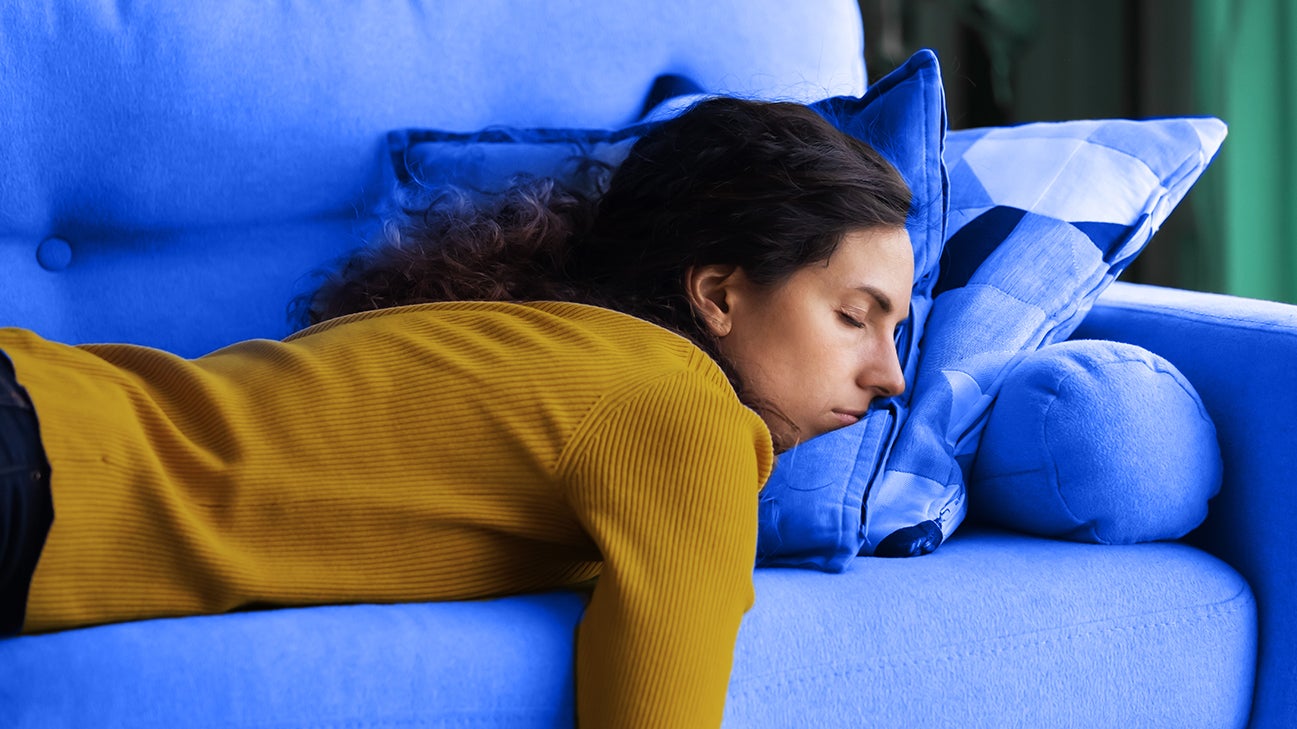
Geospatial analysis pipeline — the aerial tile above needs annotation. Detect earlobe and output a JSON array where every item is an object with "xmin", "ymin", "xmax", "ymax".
[{"xmin": 685, "ymin": 264, "xmax": 739, "ymax": 337}]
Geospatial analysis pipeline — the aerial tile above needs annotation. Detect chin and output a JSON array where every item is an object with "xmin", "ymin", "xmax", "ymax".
[
  {"xmin": 751, "ymin": 408, "xmax": 822, "ymax": 454},
  {"xmin": 769, "ymin": 423, "xmax": 831, "ymax": 455},
  {"xmin": 768, "ymin": 428, "xmax": 802, "ymax": 455}
]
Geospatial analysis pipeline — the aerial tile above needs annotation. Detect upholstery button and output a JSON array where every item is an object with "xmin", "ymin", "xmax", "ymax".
[{"xmin": 37, "ymin": 237, "xmax": 73, "ymax": 271}]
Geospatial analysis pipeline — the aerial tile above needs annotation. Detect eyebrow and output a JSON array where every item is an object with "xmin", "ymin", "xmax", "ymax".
[{"xmin": 855, "ymin": 285, "xmax": 895, "ymax": 314}]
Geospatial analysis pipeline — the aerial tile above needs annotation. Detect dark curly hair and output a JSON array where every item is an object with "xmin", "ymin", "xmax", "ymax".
[{"xmin": 296, "ymin": 97, "xmax": 911, "ymax": 435}]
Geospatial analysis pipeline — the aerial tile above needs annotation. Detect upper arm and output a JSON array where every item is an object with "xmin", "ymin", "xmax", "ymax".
[{"xmin": 559, "ymin": 370, "xmax": 771, "ymax": 728}]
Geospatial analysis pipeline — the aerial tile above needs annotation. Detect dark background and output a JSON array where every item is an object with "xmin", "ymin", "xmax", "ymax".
[{"xmin": 857, "ymin": 0, "xmax": 1207, "ymax": 293}]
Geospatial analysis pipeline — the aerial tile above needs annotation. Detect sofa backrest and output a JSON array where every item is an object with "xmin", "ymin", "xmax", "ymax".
[{"xmin": 0, "ymin": 0, "xmax": 866, "ymax": 356}]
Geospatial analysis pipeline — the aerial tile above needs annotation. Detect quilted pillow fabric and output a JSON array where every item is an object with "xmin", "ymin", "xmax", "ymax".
[{"xmin": 858, "ymin": 116, "xmax": 1227, "ymax": 559}]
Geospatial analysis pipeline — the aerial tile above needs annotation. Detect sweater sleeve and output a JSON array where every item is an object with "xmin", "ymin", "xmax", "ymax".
[{"xmin": 559, "ymin": 368, "xmax": 773, "ymax": 729}]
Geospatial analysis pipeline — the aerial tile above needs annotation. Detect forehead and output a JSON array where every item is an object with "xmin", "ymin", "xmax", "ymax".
[{"xmin": 822, "ymin": 227, "xmax": 914, "ymax": 293}]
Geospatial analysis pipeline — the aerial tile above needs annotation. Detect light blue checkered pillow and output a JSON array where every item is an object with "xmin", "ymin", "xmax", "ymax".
[
  {"xmin": 761, "ymin": 115, "xmax": 1227, "ymax": 566},
  {"xmin": 868, "ymin": 117, "xmax": 1227, "ymax": 557}
]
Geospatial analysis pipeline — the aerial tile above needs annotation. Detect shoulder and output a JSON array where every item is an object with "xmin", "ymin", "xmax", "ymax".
[
  {"xmin": 281, "ymin": 300, "xmax": 766, "ymax": 451},
  {"xmin": 517, "ymin": 304, "xmax": 766, "ymax": 439},
  {"xmin": 558, "ymin": 358, "xmax": 774, "ymax": 496},
  {"xmin": 288, "ymin": 300, "xmax": 686, "ymax": 348},
  {"xmin": 286, "ymin": 300, "xmax": 720, "ymax": 386}
]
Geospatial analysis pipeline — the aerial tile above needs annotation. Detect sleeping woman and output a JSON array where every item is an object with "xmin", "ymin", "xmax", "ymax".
[{"xmin": 0, "ymin": 97, "xmax": 913, "ymax": 728}]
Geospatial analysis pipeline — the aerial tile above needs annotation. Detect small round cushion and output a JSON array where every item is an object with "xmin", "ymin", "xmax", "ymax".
[{"xmin": 971, "ymin": 339, "xmax": 1222, "ymax": 544}]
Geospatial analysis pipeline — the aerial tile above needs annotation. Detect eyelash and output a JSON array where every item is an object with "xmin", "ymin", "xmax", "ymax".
[{"xmin": 838, "ymin": 310, "xmax": 866, "ymax": 329}]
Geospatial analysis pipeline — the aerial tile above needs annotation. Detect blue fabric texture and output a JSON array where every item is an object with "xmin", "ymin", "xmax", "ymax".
[
  {"xmin": 0, "ymin": 530, "xmax": 1255, "ymax": 728},
  {"xmin": 971, "ymin": 339, "xmax": 1222, "ymax": 544},
  {"xmin": 732, "ymin": 530, "xmax": 1254, "ymax": 728}
]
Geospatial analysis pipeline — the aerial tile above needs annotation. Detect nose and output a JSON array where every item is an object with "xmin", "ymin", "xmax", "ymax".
[{"xmin": 860, "ymin": 339, "xmax": 906, "ymax": 400}]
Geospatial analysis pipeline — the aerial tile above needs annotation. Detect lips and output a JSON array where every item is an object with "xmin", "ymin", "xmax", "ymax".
[{"xmin": 831, "ymin": 410, "xmax": 864, "ymax": 427}]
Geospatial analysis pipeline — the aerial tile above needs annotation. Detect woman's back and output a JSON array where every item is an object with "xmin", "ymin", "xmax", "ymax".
[{"xmin": 4, "ymin": 301, "xmax": 771, "ymax": 635}]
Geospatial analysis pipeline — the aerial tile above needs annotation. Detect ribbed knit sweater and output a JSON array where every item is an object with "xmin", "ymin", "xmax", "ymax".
[{"xmin": 1, "ymin": 300, "xmax": 774, "ymax": 728}]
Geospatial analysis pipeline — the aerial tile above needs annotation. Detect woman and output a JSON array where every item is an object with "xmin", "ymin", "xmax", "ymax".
[{"xmin": 0, "ymin": 98, "xmax": 912, "ymax": 727}]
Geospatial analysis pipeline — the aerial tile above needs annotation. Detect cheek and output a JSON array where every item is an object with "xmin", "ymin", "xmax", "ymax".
[
  {"xmin": 722, "ymin": 291, "xmax": 838, "ymax": 402},
  {"xmin": 720, "ymin": 318, "xmax": 798, "ymax": 396},
  {"xmin": 743, "ymin": 324, "xmax": 836, "ymax": 406}
]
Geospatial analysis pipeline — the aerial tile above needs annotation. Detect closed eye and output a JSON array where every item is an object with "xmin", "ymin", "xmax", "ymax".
[{"xmin": 838, "ymin": 310, "xmax": 866, "ymax": 329}]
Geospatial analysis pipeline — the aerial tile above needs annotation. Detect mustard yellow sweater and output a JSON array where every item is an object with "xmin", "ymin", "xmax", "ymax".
[{"xmin": 1, "ymin": 300, "xmax": 773, "ymax": 728}]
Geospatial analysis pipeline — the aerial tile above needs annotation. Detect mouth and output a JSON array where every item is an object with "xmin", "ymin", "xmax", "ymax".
[{"xmin": 831, "ymin": 410, "xmax": 865, "ymax": 427}]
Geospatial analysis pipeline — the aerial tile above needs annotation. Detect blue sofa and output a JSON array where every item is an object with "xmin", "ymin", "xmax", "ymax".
[{"xmin": 0, "ymin": 2, "xmax": 1289, "ymax": 727}]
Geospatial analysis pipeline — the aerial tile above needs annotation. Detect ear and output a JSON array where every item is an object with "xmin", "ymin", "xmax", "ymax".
[{"xmin": 684, "ymin": 264, "xmax": 740, "ymax": 337}]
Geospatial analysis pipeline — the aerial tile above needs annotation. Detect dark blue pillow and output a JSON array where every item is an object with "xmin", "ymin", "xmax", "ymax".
[
  {"xmin": 754, "ymin": 51, "xmax": 947, "ymax": 570},
  {"xmin": 385, "ymin": 51, "xmax": 951, "ymax": 572}
]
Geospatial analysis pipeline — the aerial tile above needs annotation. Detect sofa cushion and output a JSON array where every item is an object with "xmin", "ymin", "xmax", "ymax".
[
  {"xmin": 0, "ymin": 0, "xmax": 865, "ymax": 356},
  {"xmin": 730, "ymin": 530, "xmax": 1255, "ymax": 728},
  {"xmin": 0, "ymin": 530, "xmax": 1255, "ymax": 728}
]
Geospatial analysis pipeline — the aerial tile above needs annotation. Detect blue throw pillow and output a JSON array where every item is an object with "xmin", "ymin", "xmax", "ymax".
[
  {"xmin": 753, "ymin": 50, "xmax": 947, "ymax": 570},
  {"xmin": 971, "ymin": 340, "xmax": 1222, "ymax": 544},
  {"xmin": 384, "ymin": 51, "xmax": 950, "ymax": 572},
  {"xmin": 849, "ymin": 116, "xmax": 1228, "ymax": 560}
]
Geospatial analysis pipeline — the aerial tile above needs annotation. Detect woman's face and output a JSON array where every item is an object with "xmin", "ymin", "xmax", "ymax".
[{"xmin": 700, "ymin": 226, "xmax": 914, "ymax": 450}]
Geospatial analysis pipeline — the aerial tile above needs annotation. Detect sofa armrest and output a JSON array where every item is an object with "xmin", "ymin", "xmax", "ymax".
[{"xmin": 1072, "ymin": 281, "xmax": 1296, "ymax": 729}]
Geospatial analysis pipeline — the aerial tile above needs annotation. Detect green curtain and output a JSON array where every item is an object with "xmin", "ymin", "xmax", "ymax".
[{"xmin": 1195, "ymin": 0, "xmax": 1297, "ymax": 303}]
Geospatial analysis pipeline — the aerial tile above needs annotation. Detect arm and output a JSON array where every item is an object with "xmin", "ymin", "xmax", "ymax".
[
  {"xmin": 1073, "ymin": 281, "xmax": 1297, "ymax": 729},
  {"xmin": 559, "ymin": 370, "xmax": 773, "ymax": 728}
]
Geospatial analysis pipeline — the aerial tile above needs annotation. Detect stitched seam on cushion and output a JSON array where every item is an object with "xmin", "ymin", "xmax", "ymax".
[
  {"xmin": 1043, "ymin": 358, "xmax": 1147, "ymax": 541},
  {"xmin": 979, "ymin": 130, "xmax": 1176, "ymax": 170},
  {"xmin": 920, "ymin": 64, "xmax": 941, "ymax": 260},
  {"xmin": 1040, "ymin": 379, "xmax": 1084, "ymax": 533},
  {"xmin": 1020, "ymin": 141, "xmax": 1085, "ymax": 212},
  {"xmin": 729, "ymin": 583, "xmax": 1252, "ymax": 696},
  {"xmin": 1042, "ymin": 355, "xmax": 1218, "ymax": 544},
  {"xmin": 1074, "ymin": 136, "xmax": 1175, "ymax": 167},
  {"xmin": 961, "ymin": 279, "xmax": 1052, "ymax": 311},
  {"xmin": 1154, "ymin": 360, "xmax": 1217, "ymax": 425}
]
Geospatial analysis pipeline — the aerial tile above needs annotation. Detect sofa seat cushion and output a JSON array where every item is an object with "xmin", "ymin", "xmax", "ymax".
[
  {"xmin": 730, "ymin": 529, "xmax": 1256, "ymax": 728},
  {"xmin": 0, "ymin": 530, "xmax": 1254, "ymax": 728}
]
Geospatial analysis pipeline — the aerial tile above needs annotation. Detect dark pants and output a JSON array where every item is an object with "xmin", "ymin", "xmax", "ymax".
[{"xmin": 0, "ymin": 351, "xmax": 53, "ymax": 636}]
